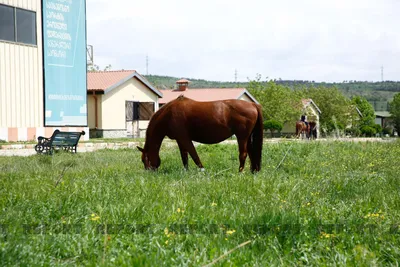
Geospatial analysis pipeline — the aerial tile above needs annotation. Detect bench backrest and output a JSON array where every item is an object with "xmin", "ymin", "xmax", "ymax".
[{"xmin": 50, "ymin": 130, "xmax": 85, "ymax": 146}]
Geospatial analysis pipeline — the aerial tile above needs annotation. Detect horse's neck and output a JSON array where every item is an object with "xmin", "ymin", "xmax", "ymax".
[{"xmin": 145, "ymin": 121, "xmax": 166, "ymax": 153}]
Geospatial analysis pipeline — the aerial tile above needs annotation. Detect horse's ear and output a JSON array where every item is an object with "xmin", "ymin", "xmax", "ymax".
[{"xmin": 137, "ymin": 146, "xmax": 144, "ymax": 152}]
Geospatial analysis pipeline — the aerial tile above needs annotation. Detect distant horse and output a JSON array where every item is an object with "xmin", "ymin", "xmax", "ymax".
[
  {"xmin": 309, "ymin": 121, "xmax": 317, "ymax": 139},
  {"xmin": 295, "ymin": 121, "xmax": 310, "ymax": 139},
  {"xmin": 137, "ymin": 96, "xmax": 263, "ymax": 173}
]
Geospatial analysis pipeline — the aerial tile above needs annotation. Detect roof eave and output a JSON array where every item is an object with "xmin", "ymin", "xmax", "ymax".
[
  {"xmin": 103, "ymin": 72, "xmax": 163, "ymax": 97},
  {"xmin": 237, "ymin": 89, "xmax": 259, "ymax": 104}
]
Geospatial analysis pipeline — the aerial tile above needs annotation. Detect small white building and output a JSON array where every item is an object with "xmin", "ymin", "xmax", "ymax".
[{"xmin": 87, "ymin": 70, "xmax": 163, "ymax": 138}]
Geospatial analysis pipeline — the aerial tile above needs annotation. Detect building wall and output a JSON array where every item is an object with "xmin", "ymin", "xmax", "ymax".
[
  {"xmin": 0, "ymin": 0, "xmax": 89, "ymax": 142},
  {"xmin": 91, "ymin": 77, "xmax": 159, "ymax": 138},
  {"xmin": 238, "ymin": 94, "xmax": 252, "ymax": 102},
  {"xmin": 87, "ymin": 94, "xmax": 97, "ymax": 129},
  {"xmin": 0, "ymin": 0, "xmax": 43, "ymax": 141}
]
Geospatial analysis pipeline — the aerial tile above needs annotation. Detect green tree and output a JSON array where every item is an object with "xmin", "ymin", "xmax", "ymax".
[
  {"xmin": 389, "ymin": 93, "xmax": 400, "ymax": 133},
  {"xmin": 87, "ymin": 64, "xmax": 112, "ymax": 72},
  {"xmin": 351, "ymin": 96, "xmax": 375, "ymax": 127},
  {"xmin": 263, "ymin": 119, "xmax": 283, "ymax": 138},
  {"xmin": 247, "ymin": 75, "xmax": 302, "ymax": 126}
]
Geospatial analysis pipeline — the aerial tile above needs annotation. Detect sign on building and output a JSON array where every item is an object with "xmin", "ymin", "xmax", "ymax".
[{"xmin": 42, "ymin": 0, "xmax": 87, "ymax": 126}]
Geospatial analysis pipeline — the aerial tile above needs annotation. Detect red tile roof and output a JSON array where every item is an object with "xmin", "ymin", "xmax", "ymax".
[
  {"xmin": 87, "ymin": 70, "xmax": 136, "ymax": 91},
  {"xmin": 87, "ymin": 70, "xmax": 162, "ymax": 97},
  {"xmin": 159, "ymin": 88, "xmax": 257, "ymax": 104}
]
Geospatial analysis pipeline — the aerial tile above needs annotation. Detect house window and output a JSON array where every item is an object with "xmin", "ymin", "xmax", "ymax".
[
  {"xmin": 126, "ymin": 101, "xmax": 140, "ymax": 121},
  {"xmin": 138, "ymin": 102, "xmax": 154, "ymax": 120},
  {"xmin": 0, "ymin": 4, "xmax": 37, "ymax": 45},
  {"xmin": 126, "ymin": 101, "xmax": 155, "ymax": 121}
]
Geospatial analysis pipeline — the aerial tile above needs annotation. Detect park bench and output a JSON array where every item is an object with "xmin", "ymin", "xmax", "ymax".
[{"xmin": 34, "ymin": 130, "xmax": 85, "ymax": 155}]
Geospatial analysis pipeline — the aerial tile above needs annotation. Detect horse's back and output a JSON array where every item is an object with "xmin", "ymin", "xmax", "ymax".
[{"xmin": 161, "ymin": 97, "xmax": 259, "ymax": 143}]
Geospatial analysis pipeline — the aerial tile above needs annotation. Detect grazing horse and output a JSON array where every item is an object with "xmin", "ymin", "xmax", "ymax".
[
  {"xmin": 137, "ymin": 96, "xmax": 263, "ymax": 173},
  {"xmin": 295, "ymin": 121, "xmax": 310, "ymax": 139},
  {"xmin": 309, "ymin": 121, "xmax": 317, "ymax": 139}
]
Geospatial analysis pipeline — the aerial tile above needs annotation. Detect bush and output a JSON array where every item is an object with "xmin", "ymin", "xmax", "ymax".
[
  {"xmin": 263, "ymin": 120, "xmax": 283, "ymax": 132},
  {"xmin": 382, "ymin": 127, "xmax": 392, "ymax": 135},
  {"xmin": 345, "ymin": 127, "xmax": 361, "ymax": 137},
  {"xmin": 360, "ymin": 125, "xmax": 376, "ymax": 137},
  {"xmin": 372, "ymin": 124, "xmax": 382, "ymax": 134},
  {"xmin": 263, "ymin": 120, "xmax": 283, "ymax": 138}
]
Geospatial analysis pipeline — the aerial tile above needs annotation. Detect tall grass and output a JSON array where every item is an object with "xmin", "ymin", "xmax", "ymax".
[{"xmin": 1, "ymin": 140, "xmax": 400, "ymax": 266}]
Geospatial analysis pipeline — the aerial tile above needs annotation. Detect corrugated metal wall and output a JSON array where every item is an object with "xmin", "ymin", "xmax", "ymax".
[{"xmin": 0, "ymin": 0, "xmax": 43, "ymax": 128}]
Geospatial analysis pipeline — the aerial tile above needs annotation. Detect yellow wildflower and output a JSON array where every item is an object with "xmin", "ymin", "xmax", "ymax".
[
  {"xmin": 177, "ymin": 208, "xmax": 185, "ymax": 213},
  {"xmin": 364, "ymin": 210, "xmax": 384, "ymax": 219},
  {"xmin": 165, "ymin": 240, "xmax": 168, "ymax": 245},
  {"xmin": 90, "ymin": 213, "xmax": 100, "ymax": 221},
  {"xmin": 320, "ymin": 231, "xmax": 335, "ymax": 239},
  {"xmin": 211, "ymin": 202, "xmax": 217, "ymax": 207},
  {"xmin": 226, "ymin": 229, "xmax": 236, "ymax": 235}
]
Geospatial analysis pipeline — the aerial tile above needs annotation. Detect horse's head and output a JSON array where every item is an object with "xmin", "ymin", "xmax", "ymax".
[{"xmin": 137, "ymin": 146, "xmax": 161, "ymax": 170}]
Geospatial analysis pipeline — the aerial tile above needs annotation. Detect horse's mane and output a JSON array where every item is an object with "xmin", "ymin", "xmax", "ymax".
[{"xmin": 144, "ymin": 96, "xmax": 184, "ymax": 149}]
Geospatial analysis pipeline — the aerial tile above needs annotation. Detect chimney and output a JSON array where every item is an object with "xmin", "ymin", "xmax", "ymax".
[{"xmin": 175, "ymin": 79, "xmax": 190, "ymax": 91}]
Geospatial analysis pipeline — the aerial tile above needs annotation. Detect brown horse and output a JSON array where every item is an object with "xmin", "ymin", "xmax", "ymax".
[
  {"xmin": 295, "ymin": 121, "xmax": 310, "ymax": 139},
  {"xmin": 137, "ymin": 96, "xmax": 263, "ymax": 173},
  {"xmin": 309, "ymin": 121, "xmax": 317, "ymax": 139}
]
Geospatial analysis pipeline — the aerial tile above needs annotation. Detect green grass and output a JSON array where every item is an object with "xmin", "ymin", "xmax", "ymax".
[{"xmin": 1, "ymin": 140, "xmax": 400, "ymax": 266}]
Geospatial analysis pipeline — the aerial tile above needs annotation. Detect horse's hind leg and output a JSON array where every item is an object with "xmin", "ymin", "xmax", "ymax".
[{"xmin": 237, "ymin": 139, "xmax": 248, "ymax": 172}]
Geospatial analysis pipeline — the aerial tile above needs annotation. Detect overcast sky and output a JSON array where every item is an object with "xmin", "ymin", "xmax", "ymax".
[{"xmin": 86, "ymin": 0, "xmax": 399, "ymax": 82}]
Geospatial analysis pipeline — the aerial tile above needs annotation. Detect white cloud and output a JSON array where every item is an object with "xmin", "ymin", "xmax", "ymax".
[{"xmin": 86, "ymin": 0, "xmax": 400, "ymax": 82}]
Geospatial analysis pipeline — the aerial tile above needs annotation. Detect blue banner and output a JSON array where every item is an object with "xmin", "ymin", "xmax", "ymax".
[{"xmin": 42, "ymin": 0, "xmax": 87, "ymax": 126}]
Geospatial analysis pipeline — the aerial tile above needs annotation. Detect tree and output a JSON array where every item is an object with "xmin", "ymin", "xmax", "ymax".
[
  {"xmin": 389, "ymin": 93, "xmax": 400, "ymax": 134},
  {"xmin": 351, "ymin": 96, "xmax": 375, "ymax": 127},
  {"xmin": 263, "ymin": 119, "xmax": 283, "ymax": 138},
  {"xmin": 247, "ymin": 75, "xmax": 302, "ymax": 126},
  {"xmin": 87, "ymin": 64, "xmax": 112, "ymax": 72}
]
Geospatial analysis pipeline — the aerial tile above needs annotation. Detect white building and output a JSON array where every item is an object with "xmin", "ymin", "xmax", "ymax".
[
  {"xmin": 87, "ymin": 70, "xmax": 162, "ymax": 138},
  {"xmin": 0, "ymin": 0, "xmax": 89, "ymax": 142}
]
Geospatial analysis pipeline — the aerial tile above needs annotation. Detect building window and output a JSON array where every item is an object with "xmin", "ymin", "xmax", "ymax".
[
  {"xmin": 0, "ymin": 4, "xmax": 37, "ymax": 45},
  {"xmin": 0, "ymin": 5, "xmax": 15, "ymax": 42},
  {"xmin": 126, "ymin": 101, "xmax": 155, "ymax": 121}
]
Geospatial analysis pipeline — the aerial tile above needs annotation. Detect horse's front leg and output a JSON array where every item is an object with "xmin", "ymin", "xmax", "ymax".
[
  {"xmin": 177, "ymin": 143, "xmax": 189, "ymax": 170},
  {"xmin": 178, "ymin": 139, "xmax": 205, "ymax": 171}
]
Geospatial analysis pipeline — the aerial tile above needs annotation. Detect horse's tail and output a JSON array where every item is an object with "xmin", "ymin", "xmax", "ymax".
[{"xmin": 249, "ymin": 104, "xmax": 263, "ymax": 173}]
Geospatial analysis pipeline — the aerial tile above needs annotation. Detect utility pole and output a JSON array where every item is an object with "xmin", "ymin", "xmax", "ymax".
[
  {"xmin": 146, "ymin": 54, "xmax": 149, "ymax": 75},
  {"xmin": 235, "ymin": 69, "xmax": 237, "ymax": 83},
  {"xmin": 381, "ymin": 66, "xmax": 384, "ymax": 82}
]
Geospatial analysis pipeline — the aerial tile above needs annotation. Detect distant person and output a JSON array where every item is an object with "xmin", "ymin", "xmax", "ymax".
[{"xmin": 301, "ymin": 115, "xmax": 309, "ymax": 127}]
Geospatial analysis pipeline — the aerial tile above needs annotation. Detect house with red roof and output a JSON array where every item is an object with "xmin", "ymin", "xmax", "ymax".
[
  {"xmin": 87, "ymin": 70, "xmax": 162, "ymax": 138},
  {"xmin": 159, "ymin": 79, "xmax": 259, "ymax": 106}
]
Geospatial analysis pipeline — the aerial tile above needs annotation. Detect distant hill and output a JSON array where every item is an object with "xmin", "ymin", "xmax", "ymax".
[{"xmin": 144, "ymin": 75, "xmax": 400, "ymax": 111}]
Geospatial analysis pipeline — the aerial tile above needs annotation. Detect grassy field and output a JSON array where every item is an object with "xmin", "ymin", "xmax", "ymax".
[{"xmin": 1, "ymin": 140, "xmax": 400, "ymax": 266}]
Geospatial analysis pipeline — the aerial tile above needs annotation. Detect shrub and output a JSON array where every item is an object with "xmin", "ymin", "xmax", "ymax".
[
  {"xmin": 263, "ymin": 120, "xmax": 283, "ymax": 137},
  {"xmin": 382, "ymin": 127, "xmax": 392, "ymax": 135},
  {"xmin": 345, "ymin": 127, "xmax": 361, "ymax": 137},
  {"xmin": 360, "ymin": 125, "xmax": 376, "ymax": 137},
  {"xmin": 372, "ymin": 124, "xmax": 382, "ymax": 134}
]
